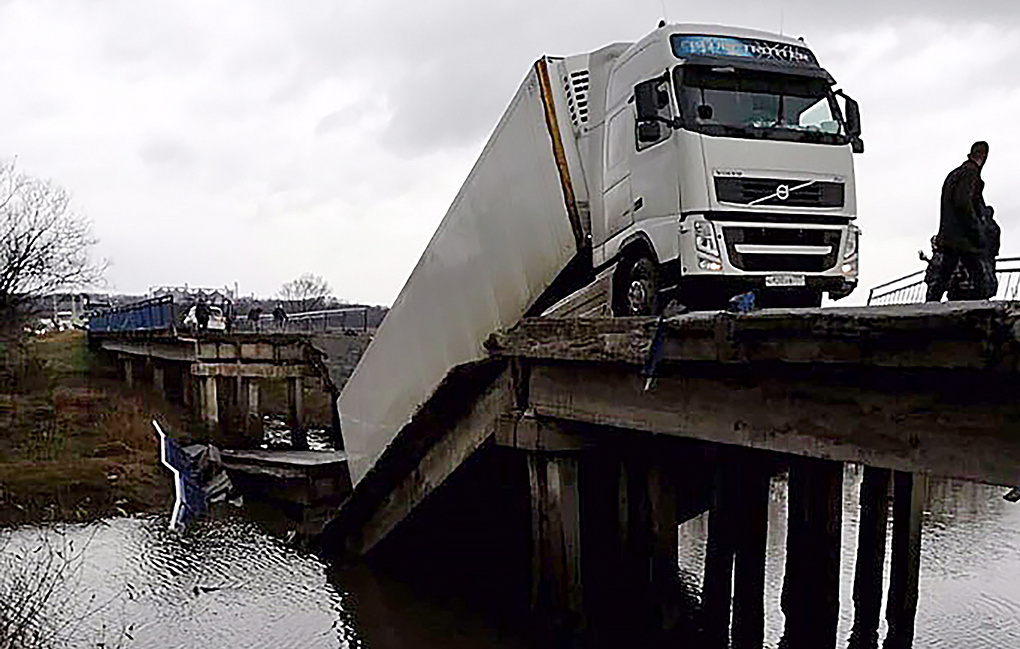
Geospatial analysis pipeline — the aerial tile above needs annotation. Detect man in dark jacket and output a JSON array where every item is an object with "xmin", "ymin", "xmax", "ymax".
[{"xmin": 926, "ymin": 141, "xmax": 990, "ymax": 302}]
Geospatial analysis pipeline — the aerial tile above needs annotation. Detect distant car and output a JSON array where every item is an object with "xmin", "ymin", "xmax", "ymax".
[{"xmin": 182, "ymin": 305, "xmax": 227, "ymax": 331}]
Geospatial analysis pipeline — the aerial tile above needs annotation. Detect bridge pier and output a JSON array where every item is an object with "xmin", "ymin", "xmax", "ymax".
[
  {"xmin": 514, "ymin": 423, "xmax": 693, "ymax": 646},
  {"xmin": 181, "ymin": 365, "xmax": 192, "ymax": 409},
  {"xmin": 152, "ymin": 364, "xmax": 165, "ymax": 396},
  {"xmin": 702, "ymin": 450, "xmax": 773, "ymax": 649},
  {"xmin": 288, "ymin": 377, "xmax": 307, "ymax": 450},
  {"xmin": 242, "ymin": 377, "xmax": 263, "ymax": 442},
  {"xmin": 884, "ymin": 472, "xmax": 927, "ymax": 649},
  {"xmin": 849, "ymin": 466, "xmax": 892, "ymax": 649},
  {"xmin": 199, "ymin": 376, "xmax": 218, "ymax": 431},
  {"xmin": 527, "ymin": 451, "xmax": 584, "ymax": 640},
  {"xmin": 122, "ymin": 355, "xmax": 134, "ymax": 388},
  {"xmin": 779, "ymin": 456, "xmax": 843, "ymax": 649}
]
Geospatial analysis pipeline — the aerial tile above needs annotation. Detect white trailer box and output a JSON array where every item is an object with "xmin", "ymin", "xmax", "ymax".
[{"xmin": 339, "ymin": 60, "xmax": 583, "ymax": 486}]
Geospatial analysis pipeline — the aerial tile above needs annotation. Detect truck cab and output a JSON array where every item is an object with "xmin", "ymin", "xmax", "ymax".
[{"xmin": 566, "ymin": 24, "xmax": 862, "ymax": 313}]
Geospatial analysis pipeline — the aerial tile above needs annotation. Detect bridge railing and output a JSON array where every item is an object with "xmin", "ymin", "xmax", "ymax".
[
  {"xmin": 234, "ymin": 307, "xmax": 371, "ymax": 334},
  {"xmin": 87, "ymin": 295, "xmax": 177, "ymax": 334},
  {"xmin": 88, "ymin": 298, "xmax": 371, "ymax": 335},
  {"xmin": 867, "ymin": 256, "xmax": 1020, "ymax": 306}
]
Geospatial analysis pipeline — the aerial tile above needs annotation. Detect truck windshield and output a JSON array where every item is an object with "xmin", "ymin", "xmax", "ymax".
[{"xmin": 676, "ymin": 66, "xmax": 845, "ymax": 145}]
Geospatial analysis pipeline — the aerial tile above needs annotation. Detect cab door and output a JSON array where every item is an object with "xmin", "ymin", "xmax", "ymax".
[{"xmin": 630, "ymin": 75, "xmax": 681, "ymax": 228}]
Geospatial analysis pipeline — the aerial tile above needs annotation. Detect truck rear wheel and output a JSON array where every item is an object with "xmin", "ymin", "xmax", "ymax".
[{"xmin": 614, "ymin": 255, "xmax": 658, "ymax": 316}]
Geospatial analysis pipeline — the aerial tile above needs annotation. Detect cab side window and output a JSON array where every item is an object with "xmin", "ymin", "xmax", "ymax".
[{"xmin": 635, "ymin": 78, "xmax": 672, "ymax": 152}]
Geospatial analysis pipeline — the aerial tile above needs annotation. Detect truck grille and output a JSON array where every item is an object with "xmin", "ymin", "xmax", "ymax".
[
  {"xmin": 723, "ymin": 227, "xmax": 842, "ymax": 272},
  {"xmin": 715, "ymin": 177, "xmax": 844, "ymax": 208}
]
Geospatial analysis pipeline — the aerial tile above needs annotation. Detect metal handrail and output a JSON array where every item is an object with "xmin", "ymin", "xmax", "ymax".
[
  {"xmin": 87, "ymin": 295, "xmax": 177, "ymax": 333},
  {"xmin": 235, "ymin": 306, "xmax": 372, "ymax": 333},
  {"xmin": 867, "ymin": 256, "xmax": 1020, "ymax": 306},
  {"xmin": 88, "ymin": 298, "xmax": 373, "ymax": 335}
]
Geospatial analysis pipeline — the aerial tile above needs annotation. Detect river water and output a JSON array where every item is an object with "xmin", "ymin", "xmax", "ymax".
[{"xmin": 2, "ymin": 465, "xmax": 1019, "ymax": 648}]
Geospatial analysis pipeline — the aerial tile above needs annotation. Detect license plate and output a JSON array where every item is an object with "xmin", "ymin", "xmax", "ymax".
[{"xmin": 765, "ymin": 274, "xmax": 806, "ymax": 288}]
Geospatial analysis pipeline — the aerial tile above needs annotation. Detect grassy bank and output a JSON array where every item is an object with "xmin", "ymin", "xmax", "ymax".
[{"xmin": 0, "ymin": 330, "xmax": 175, "ymax": 525}]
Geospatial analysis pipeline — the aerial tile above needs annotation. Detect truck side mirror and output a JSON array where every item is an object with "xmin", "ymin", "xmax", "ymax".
[
  {"xmin": 637, "ymin": 121, "xmax": 662, "ymax": 143},
  {"xmin": 843, "ymin": 96, "xmax": 862, "ymax": 138},
  {"xmin": 634, "ymin": 80, "xmax": 659, "ymax": 122}
]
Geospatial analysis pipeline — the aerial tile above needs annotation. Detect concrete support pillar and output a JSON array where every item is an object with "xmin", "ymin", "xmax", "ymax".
[
  {"xmin": 182, "ymin": 365, "xmax": 192, "ymax": 409},
  {"xmin": 582, "ymin": 447, "xmax": 680, "ymax": 645},
  {"xmin": 779, "ymin": 457, "xmax": 843, "ymax": 649},
  {"xmin": 528, "ymin": 452, "xmax": 584, "ymax": 641},
  {"xmin": 288, "ymin": 377, "xmax": 307, "ymax": 450},
  {"xmin": 703, "ymin": 464, "xmax": 738, "ymax": 649},
  {"xmin": 123, "ymin": 357, "xmax": 134, "ymax": 388},
  {"xmin": 646, "ymin": 460, "xmax": 680, "ymax": 634},
  {"xmin": 200, "ymin": 376, "xmax": 219, "ymax": 431},
  {"xmin": 731, "ymin": 463, "xmax": 771, "ymax": 649},
  {"xmin": 153, "ymin": 364, "xmax": 165, "ymax": 396},
  {"xmin": 244, "ymin": 378, "xmax": 263, "ymax": 444},
  {"xmin": 703, "ymin": 454, "xmax": 772, "ymax": 649},
  {"xmin": 330, "ymin": 389, "xmax": 344, "ymax": 451},
  {"xmin": 883, "ymin": 472, "xmax": 927, "ymax": 649},
  {"xmin": 849, "ymin": 466, "xmax": 892, "ymax": 649}
]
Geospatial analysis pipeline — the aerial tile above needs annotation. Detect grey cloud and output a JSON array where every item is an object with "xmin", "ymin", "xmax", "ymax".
[
  {"xmin": 139, "ymin": 137, "xmax": 195, "ymax": 168},
  {"xmin": 274, "ymin": 0, "xmax": 1020, "ymax": 157},
  {"xmin": 3, "ymin": 0, "xmax": 1020, "ymax": 304},
  {"xmin": 315, "ymin": 104, "xmax": 373, "ymax": 136}
]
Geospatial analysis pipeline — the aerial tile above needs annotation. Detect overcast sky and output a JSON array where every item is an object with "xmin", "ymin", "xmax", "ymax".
[{"xmin": 1, "ymin": 0, "xmax": 1017, "ymax": 305}]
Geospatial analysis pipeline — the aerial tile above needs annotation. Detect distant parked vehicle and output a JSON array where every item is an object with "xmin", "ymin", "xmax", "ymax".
[{"xmin": 182, "ymin": 305, "xmax": 227, "ymax": 332}]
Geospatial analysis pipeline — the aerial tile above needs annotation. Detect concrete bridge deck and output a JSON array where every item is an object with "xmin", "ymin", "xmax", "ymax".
[
  {"xmin": 90, "ymin": 328, "xmax": 371, "ymax": 450},
  {"xmin": 495, "ymin": 301, "xmax": 1020, "ymax": 486},
  {"xmin": 321, "ymin": 300, "xmax": 1020, "ymax": 648}
]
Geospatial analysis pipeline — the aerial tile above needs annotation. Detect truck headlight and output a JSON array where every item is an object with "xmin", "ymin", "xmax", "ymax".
[
  {"xmin": 695, "ymin": 221, "xmax": 719, "ymax": 257},
  {"xmin": 698, "ymin": 257, "xmax": 723, "ymax": 271},
  {"xmin": 844, "ymin": 227, "xmax": 859, "ymax": 258}
]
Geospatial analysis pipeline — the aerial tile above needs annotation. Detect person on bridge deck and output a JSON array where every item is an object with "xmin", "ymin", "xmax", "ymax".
[
  {"xmin": 272, "ymin": 304, "xmax": 287, "ymax": 330},
  {"xmin": 195, "ymin": 299, "xmax": 211, "ymax": 331},
  {"xmin": 222, "ymin": 299, "xmax": 234, "ymax": 334},
  {"xmin": 247, "ymin": 306, "xmax": 263, "ymax": 332},
  {"xmin": 926, "ymin": 141, "xmax": 991, "ymax": 302}
]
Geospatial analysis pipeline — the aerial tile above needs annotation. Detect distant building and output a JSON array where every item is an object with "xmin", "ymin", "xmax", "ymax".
[{"xmin": 149, "ymin": 285, "xmax": 237, "ymax": 305}]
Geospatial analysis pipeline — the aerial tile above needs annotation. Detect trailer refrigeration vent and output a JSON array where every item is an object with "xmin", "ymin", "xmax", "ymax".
[{"xmin": 564, "ymin": 69, "xmax": 591, "ymax": 129}]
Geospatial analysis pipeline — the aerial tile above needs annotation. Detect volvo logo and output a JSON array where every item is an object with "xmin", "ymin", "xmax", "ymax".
[{"xmin": 776, "ymin": 184, "xmax": 790, "ymax": 201}]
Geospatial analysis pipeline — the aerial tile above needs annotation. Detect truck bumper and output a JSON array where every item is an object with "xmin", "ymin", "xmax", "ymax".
[{"xmin": 676, "ymin": 214, "xmax": 859, "ymax": 308}]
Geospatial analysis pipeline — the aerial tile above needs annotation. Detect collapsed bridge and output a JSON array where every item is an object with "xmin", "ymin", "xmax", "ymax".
[{"xmin": 322, "ymin": 300, "xmax": 1020, "ymax": 648}]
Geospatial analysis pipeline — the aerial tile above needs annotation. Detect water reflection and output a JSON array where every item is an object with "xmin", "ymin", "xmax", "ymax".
[
  {"xmin": 676, "ymin": 465, "xmax": 1020, "ymax": 648},
  {"xmin": 3, "ymin": 468, "xmax": 1020, "ymax": 648},
  {"xmin": 261, "ymin": 415, "xmax": 332, "ymax": 451},
  {"xmin": 2, "ymin": 512, "xmax": 354, "ymax": 648}
]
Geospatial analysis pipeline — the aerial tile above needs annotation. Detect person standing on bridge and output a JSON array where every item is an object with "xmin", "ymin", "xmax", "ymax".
[
  {"xmin": 926, "ymin": 141, "xmax": 991, "ymax": 302},
  {"xmin": 272, "ymin": 304, "xmax": 287, "ymax": 331},
  {"xmin": 195, "ymin": 299, "xmax": 211, "ymax": 332},
  {"xmin": 247, "ymin": 306, "xmax": 263, "ymax": 332},
  {"xmin": 975, "ymin": 203, "xmax": 1000, "ymax": 299}
]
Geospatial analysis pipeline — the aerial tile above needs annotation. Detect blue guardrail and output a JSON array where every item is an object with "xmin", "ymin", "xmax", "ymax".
[{"xmin": 88, "ymin": 295, "xmax": 176, "ymax": 333}]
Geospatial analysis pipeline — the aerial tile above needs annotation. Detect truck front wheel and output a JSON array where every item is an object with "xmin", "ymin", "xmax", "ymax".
[{"xmin": 614, "ymin": 255, "xmax": 658, "ymax": 316}]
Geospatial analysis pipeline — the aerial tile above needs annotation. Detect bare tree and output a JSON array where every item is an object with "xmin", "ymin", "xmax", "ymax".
[
  {"xmin": 0, "ymin": 527, "xmax": 130, "ymax": 648},
  {"xmin": 279, "ymin": 273, "xmax": 332, "ymax": 312},
  {"xmin": 0, "ymin": 160, "xmax": 104, "ymax": 323}
]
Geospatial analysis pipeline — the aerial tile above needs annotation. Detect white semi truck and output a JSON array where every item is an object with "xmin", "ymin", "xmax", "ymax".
[{"xmin": 340, "ymin": 23, "xmax": 864, "ymax": 485}]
